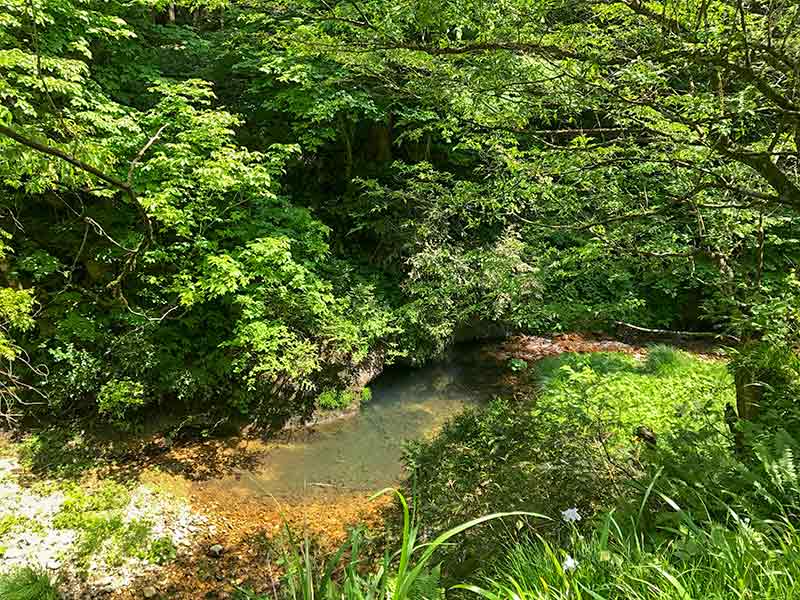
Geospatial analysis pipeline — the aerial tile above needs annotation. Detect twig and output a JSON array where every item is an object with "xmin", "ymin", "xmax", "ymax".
[{"xmin": 127, "ymin": 124, "xmax": 167, "ymax": 186}]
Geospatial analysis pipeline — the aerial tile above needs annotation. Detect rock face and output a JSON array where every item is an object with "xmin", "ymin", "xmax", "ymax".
[{"xmin": 341, "ymin": 347, "xmax": 385, "ymax": 389}]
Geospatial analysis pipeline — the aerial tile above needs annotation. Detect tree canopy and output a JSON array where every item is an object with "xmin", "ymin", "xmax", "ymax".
[{"xmin": 0, "ymin": 0, "xmax": 797, "ymax": 426}]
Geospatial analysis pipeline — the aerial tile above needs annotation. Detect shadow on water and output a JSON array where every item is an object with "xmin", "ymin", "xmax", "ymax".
[
  {"xmin": 197, "ymin": 358, "xmax": 488, "ymax": 499},
  {"xmin": 11, "ymin": 344, "xmax": 505, "ymax": 497}
]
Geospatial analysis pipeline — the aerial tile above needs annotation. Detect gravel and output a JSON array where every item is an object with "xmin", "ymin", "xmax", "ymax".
[{"xmin": 0, "ymin": 457, "xmax": 212, "ymax": 598}]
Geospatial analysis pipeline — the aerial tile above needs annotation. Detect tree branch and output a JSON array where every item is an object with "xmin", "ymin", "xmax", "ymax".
[
  {"xmin": 0, "ymin": 124, "xmax": 154, "ymax": 244},
  {"xmin": 0, "ymin": 124, "xmax": 130, "ymax": 191}
]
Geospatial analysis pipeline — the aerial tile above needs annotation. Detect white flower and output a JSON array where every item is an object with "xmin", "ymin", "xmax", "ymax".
[
  {"xmin": 561, "ymin": 507, "xmax": 581, "ymax": 523},
  {"xmin": 562, "ymin": 554, "xmax": 579, "ymax": 572}
]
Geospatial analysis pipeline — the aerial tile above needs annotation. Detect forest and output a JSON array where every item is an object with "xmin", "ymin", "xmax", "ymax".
[{"xmin": 0, "ymin": 0, "xmax": 799, "ymax": 598}]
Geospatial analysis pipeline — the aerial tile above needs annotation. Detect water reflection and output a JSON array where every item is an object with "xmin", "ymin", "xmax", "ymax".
[{"xmin": 204, "ymin": 362, "xmax": 480, "ymax": 498}]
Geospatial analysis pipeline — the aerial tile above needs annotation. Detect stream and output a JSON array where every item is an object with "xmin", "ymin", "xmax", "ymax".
[{"xmin": 192, "ymin": 351, "xmax": 501, "ymax": 500}]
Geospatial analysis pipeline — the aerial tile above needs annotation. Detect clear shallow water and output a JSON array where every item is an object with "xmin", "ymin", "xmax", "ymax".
[{"xmin": 208, "ymin": 361, "xmax": 483, "ymax": 498}]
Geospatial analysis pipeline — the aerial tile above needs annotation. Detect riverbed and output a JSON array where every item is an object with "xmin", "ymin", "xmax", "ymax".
[{"xmin": 193, "ymin": 359, "xmax": 485, "ymax": 499}]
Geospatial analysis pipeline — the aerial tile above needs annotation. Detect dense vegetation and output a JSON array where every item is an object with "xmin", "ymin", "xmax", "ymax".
[
  {"xmin": 0, "ymin": 0, "xmax": 797, "ymax": 429},
  {"xmin": 1, "ymin": 1, "xmax": 800, "ymax": 598},
  {"xmin": 236, "ymin": 349, "xmax": 800, "ymax": 600}
]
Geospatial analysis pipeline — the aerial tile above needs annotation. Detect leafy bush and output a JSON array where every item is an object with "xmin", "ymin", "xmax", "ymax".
[
  {"xmin": 0, "ymin": 566, "xmax": 59, "ymax": 600},
  {"xmin": 317, "ymin": 389, "xmax": 356, "ymax": 411},
  {"xmin": 46, "ymin": 344, "xmax": 103, "ymax": 411},
  {"xmin": 96, "ymin": 379, "xmax": 147, "ymax": 429},
  {"xmin": 361, "ymin": 386, "xmax": 372, "ymax": 404}
]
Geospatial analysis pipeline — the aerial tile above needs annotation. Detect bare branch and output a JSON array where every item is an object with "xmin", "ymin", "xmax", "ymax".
[{"xmin": 127, "ymin": 124, "xmax": 167, "ymax": 186}]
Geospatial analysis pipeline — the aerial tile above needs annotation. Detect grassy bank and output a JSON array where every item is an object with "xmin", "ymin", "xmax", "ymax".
[{"xmin": 244, "ymin": 346, "xmax": 800, "ymax": 600}]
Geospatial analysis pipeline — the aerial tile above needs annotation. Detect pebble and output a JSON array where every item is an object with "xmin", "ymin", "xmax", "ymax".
[
  {"xmin": 209, "ymin": 543, "xmax": 224, "ymax": 558},
  {"xmin": 0, "ymin": 457, "xmax": 208, "ymax": 600}
]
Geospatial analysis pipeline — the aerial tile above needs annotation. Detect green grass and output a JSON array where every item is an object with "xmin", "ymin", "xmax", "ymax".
[
  {"xmin": 0, "ymin": 515, "xmax": 33, "ymax": 538},
  {"xmin": 532, "ymin": 346, "xmax": 732, "ymax": 445},
  {"xmin": 402, "ymin": 348, "xmax": 735, "ymax": 572},
  {"xmin": 244, "ymin": 484, "xmax": 800, "ymax": 600},
  {"xmin": 465, "ymin": 495, "xmax": 800, "ymax": 600},
  {"xmin": 239, "ymin": 490, "xmax": 547, "ymax": 600},
  {"xmin": 0, "ymin": 566, "xmax": 59, "ymax": 600},
  {"xmin": 234, "ymin": 345, "xmax": 800, "ymax": 600},
  {"xmin": 52, "ymin": 481, "xmax": 172, "ymax": 568}
]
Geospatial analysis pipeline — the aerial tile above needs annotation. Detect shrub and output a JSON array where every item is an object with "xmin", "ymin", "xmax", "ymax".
[
  {"xmin": 96, "ymin": 379, "xmax": 146, "ymax": 429},
  {"xmin": 316, "ymin": 389, "xmax": 356, "ymax": 411},
  {"xmin": 0, "ymin": 566, "xmax": 59, "ymax": 600},
  {"xmin": 46, "ymin": 344, "xmax": 103, "ymax": 410},
  {"xmin": 361, "ymin": 387, "xmax": 373, "ymax": 403},
  {"xmin": 642, "ymin": 344, "xmax": 694, "ymax": 375}
]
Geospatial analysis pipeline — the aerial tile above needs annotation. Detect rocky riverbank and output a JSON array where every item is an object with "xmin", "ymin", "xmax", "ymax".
[{"xmin": 0, "ymin": 456, "xmax": 209, "ymax": 599}]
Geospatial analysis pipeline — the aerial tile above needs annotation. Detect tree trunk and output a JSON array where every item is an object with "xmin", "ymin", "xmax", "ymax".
[
  {"xmin": 168, "ymin": 2, "xmax": 176, "ymax": 24},
  {"xmin": 370, "ymin": 114, "xmax": 393, "ymax": 163},
  {"xmin": 733, "ymin": 364, "xmax": 762, "ymax": 453}
]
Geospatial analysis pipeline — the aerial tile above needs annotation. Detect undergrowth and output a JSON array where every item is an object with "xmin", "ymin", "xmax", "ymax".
[
  {"xmin": 0, "ymin": 567, "xmax": 59, "ymax": 600},
  {"xmin": 468, "ymin": 504, "xmax": 800, "ymax": 599},
  {"xmin": 237, "ymin": 346, "xmax": 800, "ymax": 600},
  {"xmin": 52, "ymin": 481, "xmax": 175, "ymax": 568},
  {"xmin": 403, "ymin": 347, "xmax": 733, "ymax": 571}
]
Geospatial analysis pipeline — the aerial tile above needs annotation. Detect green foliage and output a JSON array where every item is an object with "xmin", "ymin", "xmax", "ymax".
[
  {"xmin": 0, "ymin": 286, "xmax": 34, "ymax": 360},
  {"xmin": 54, "ymin": 481, "xmax": 130, "ymax": 525},
  {"xmin": 52, "ymin": 481, "xmax": 169, "ymax": 568},
  {"xmin": 96, "ymin": 379, "xmax": 146, "ymax": 429},
  {"xmin": 316, "ymin": 388, "xmax": 356, "ymax": 411},
  {"xmin": 404, "ymin": 350, "xmax": 734, "ymax": 570},
  {"xmin": 0, "ymin": 514, "xmax": 35, "ymax": 538},
  {"xmin": 729, "ymin": 342, "xmax": 800, "ymax": 434},
  {"xmin": 466, "ymin": 508, "xmax": 800, "ymax": 600},
  {"xmin": 45, "ymin": 344, "xmax": 103, "ymax": 410},
  {"xmin": 147, "ymin": 535, "xmax": 178, "ymax": 564},
  {"xmin": 0, "ymin": 0, "xmax": 797, "ymax": 434},
  {"xmin": 0, "ymin": 566, "xmax": 59, "ymax": 600},
  {"xmin": 360, "ymin": 386, "xmax": 372, "ymax": 404},
  {"xmin": 248, "ymin": 491, "xmax": 542, "ymax": 600},
  {"xmin": 17, "ymin": 428, "xmax": 99, "ymax": 479},
  {"xmin": 507, "ymin": 358, "xmax": 528, "ymax": 372}
]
